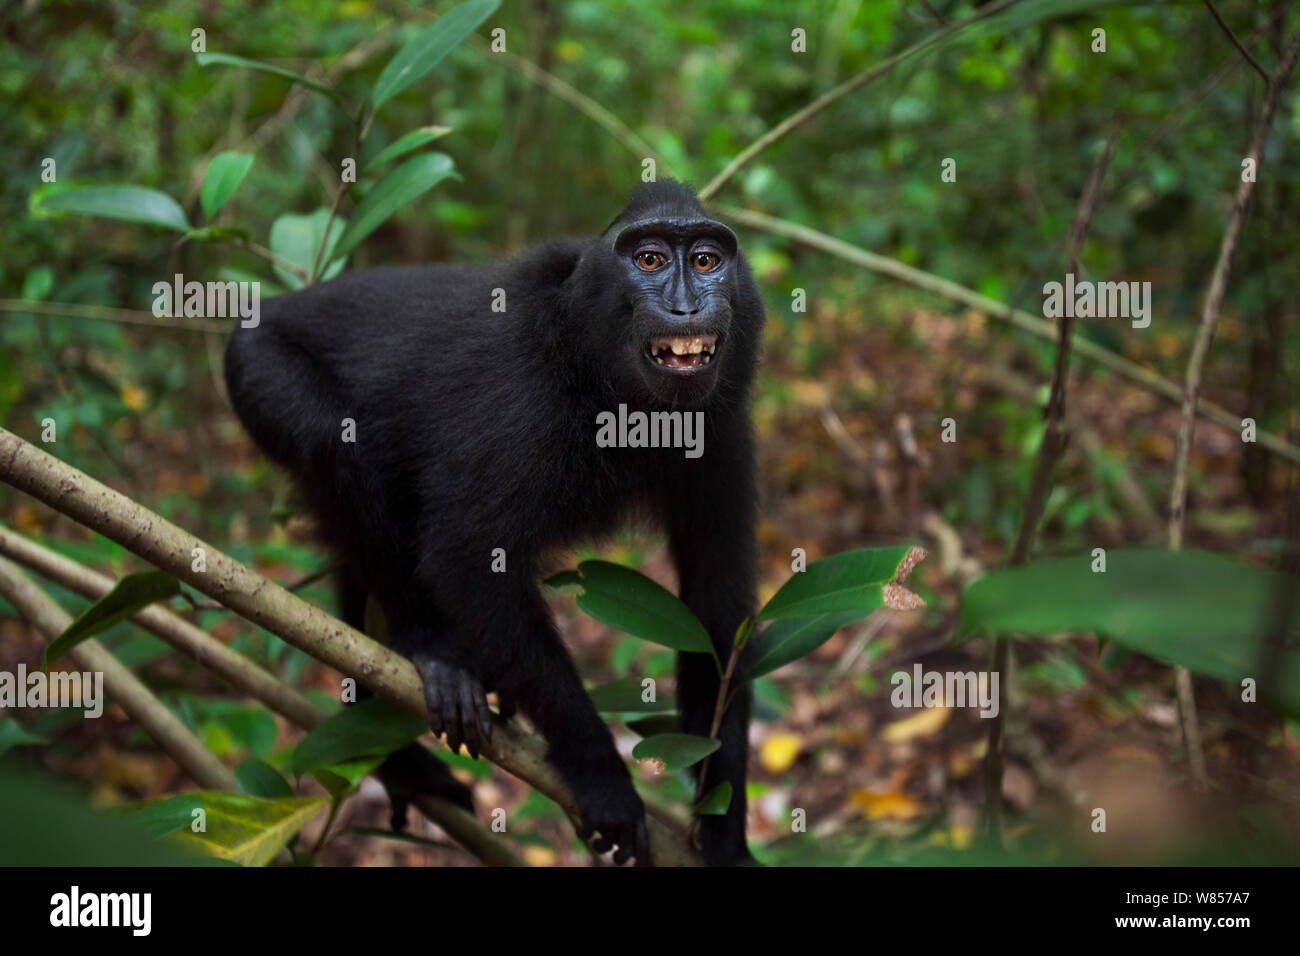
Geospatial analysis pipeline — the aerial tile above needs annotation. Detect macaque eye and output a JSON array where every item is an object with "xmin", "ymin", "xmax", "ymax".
[
  {"xmin": 692, "ymin": 252, "xmax": 720, "ymax": 272},
  {"xmin": 636, "ymin": 251, "xmax": 666, "ymax": 271}
]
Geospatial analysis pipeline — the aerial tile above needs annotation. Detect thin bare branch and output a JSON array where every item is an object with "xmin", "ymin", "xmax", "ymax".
[
  {"xmin": 1168, "ymin": 26, "xmax": 1300, "ymax": 548},
  {"xmin": 0, "ymin": 299, "xmax": 229, "ymax": 334},
  {"xmin": 699, "ymin": 0, "xmax": 1019, "ymax": 201},
  {"xmin": 1203, "ymin": 0, "xmax": 1269, "ymax": 81},
  {"xmin": 0, "ymin": 524, "xmax": 523, "ymax": 864},
  {"xmin": 984, "ymin": 118, "xmax": 1122, "ymax": 845},
  {"xmin": 477, "ymin": 38, "xmax": 665, "ymax": 167},
  {"xmin": 711, "ymin": 205, "xmax": 1300, "ymax": 466},
  {"xmin": 1165, "ymin": 25, "xmax": 1300, "ymax": 791},
  {"xmin": 0, "ymin": 556, "xmax": 238, "ymax": 791}
]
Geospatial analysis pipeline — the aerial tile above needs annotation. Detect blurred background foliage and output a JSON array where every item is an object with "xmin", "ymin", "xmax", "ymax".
[{"xmin": 1, "ymin": 0, "xmax": 1298, "ymax": 866}]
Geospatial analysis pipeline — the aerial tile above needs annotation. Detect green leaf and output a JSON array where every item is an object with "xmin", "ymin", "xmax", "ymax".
[
  {"xmin": 588, "ymin": 676, "xmax": 676, "ymax": 713},
  {"xmin": 122, "ymin": 794, "xmax": 205, "ymax": 840},
  {"xmin": 625, "ymin": 714, "xmax": 680, "ymax": 738},
  {"xmin": 0, "ymin": 768, "xmax": 209, "ymax": 866},
  {"xmin": 543, "ymin": 569, "xmax": 582, "ymax": 591},
  {"xmin": 34, "ymin": 186, "xmax": 189, "ymax": 232},
  {"xmin": 363, "ymin": 126, "xmax": 452, "ymax": 172},
  {"xmin": 960, "ymin": 548, "xmax": 1300, "ymax": 718},
  {"xmin": 0, "ymin": 720, "xmax": 48, "ymax": 757},
  {"xmin": 22, "ymin": 266, "xmax": 54, "ymax": 301},
  {"xmin": 44, "ymin": 569, "xmax": 181, "ymax": 667},
  {"xmin": 318, "ymin": 754, "xmax": 387, "ymax": 790},
  {"xmin": 571, "ymin": 560, "xmax": 713, "ymax": 654},
  {"xmin": 234, "ymin": 759, "xmax": 294, "ymax": 799},
  {"xmin": 758, "ymin": 546, "xmax": 916, "ymax": 620},
  {"xmin": 195, "ymin": 52, "xmax": 342, "ymax": 103},
  {"xmin": 632, "ymin": 733, "xmax": 720, "ymax": 772},
  {"xmin": 695, "ymin": 781, "xmax": 732, "ymax": 815},
  {"xmin": 200, "ymin": 151, "xmax": 255, "ymax": 220},
  {"xmin": 290, "ymin": 697, "xmax": 427, "ymax": 777},
  {"xmin": 369, "ymin": 0, "xmax": 500, "ymax": 111},
  {"xmin": 330, "ymin": 152, "xmax": 458, "ymax": 261},
  {"xmin": 182, "ymin": 225, "xmax": 252, "ymax": 243},
  {"xmin": 269, "ymin": 209, "xmax": 346, "ymax": 289},
  {"xmin": 746, "ymin": 610, "xmax": 867, "ymax": 679},
  {"xmin": 164, "ymin": 792, "xmax": 328, "ymax": 866},
  {"xmin": 309, "ymin": 768, "xmax": 353, "ymax": 802}
]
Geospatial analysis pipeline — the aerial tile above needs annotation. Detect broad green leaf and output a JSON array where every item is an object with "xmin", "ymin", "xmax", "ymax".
[
  {"xmin": 44, "ymin": 569, "xmax": 181, "ymax": 666},
  {"xmin": 0, "ymin": 720, "xmax": 47, "ymax": 757},
  {"xmin": 369, "ymin": 0, "xmax": 500, "ymax": 111},
  {"xmin": 588, "ymin": 676, "xmax": 676, "ymax": 713},
  {"xmin": 195, "ymin": 52, "xmax": 341, "ymax": 103},
  {"xmin": 632, "ymin": 732, "xmax": 720, "ymax": 772},
  {"xmin": 330, "ymin": 152, "xmax": 457, "ymax": 261},
  {"xmin": 960, "ymin": 548, "xmax": 1300, "ymax": 717},
  {"xmin": 290, "ymin": 696, "xmax": 426, "ymax": 777},
  {"xmin": 363, "ymin": 126, "xmax": 452, "ymax": 171},
  {"xmin": 0, "ymin": 768, "xmax": 207, "ymax": 866},
  {"xmin": 165, "ymin": 792, "xmax": 328, "ymax": 866},
  {"xmin": 695, "ymin": 781, "xmax": 732, "ymax": 815},
  {"xmin": 758, "ymin": 546, "xmax": 916, "ymax": 620},
  {"xmin": 199, "ymin": 151, "xmax": 254, "ymax": 220},
  {"xmin": 568, "ymin": 560, "xmax": 713, "ymax": 655},
  {"xmin": 34, "ymin": 186, "xmax": 189, "ymax": 232},
  {"xmin": 122, "ymin": 794, "xmax": 204, "ymax": 840},
  {"xmin": 234, "ymin": 759, "xmax": 294, "ymax": 799},
  {"xmin": 269, "ymin": 209, "xmax": 346, "ymax": 289},
  {"xmin": 746, "ymin": 610, "xmax": 868, "ymax": 679}
]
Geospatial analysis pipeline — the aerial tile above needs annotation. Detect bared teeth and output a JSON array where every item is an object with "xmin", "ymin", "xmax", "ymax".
[
  {"xmin": 647, "ymin": 333, "xmax": 719, "ymax": 369},
  {"xmin": 649, "ymin": 334, "xmax": 717, "ymax": 356}
]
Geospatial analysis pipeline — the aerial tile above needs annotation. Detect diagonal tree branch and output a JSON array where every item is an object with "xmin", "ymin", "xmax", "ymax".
[
  {"xmin": 711, "ymin": 204, "xmax": 1300, "ymax": 466},
  {"xmin": 0, "ymin": 427, "xmax": 700, "ymax": 866},
  {"xmin": 0, "ymin": 524, "xmax": 523, "ymax": 866},
  {"xmin": 0, "ymin": 556, "xmax": 238, "ymax": 791}
]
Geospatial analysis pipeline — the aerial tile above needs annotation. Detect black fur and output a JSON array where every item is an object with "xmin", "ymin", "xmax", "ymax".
[{"xmin": 224, "ymin": 180, "xmax": 763, "ymax": 865}]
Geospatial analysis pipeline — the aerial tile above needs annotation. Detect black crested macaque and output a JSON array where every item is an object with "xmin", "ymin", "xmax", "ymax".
[{"xmin": 224, "ymin": 180, "xmax": 763, "ymax": 865}]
